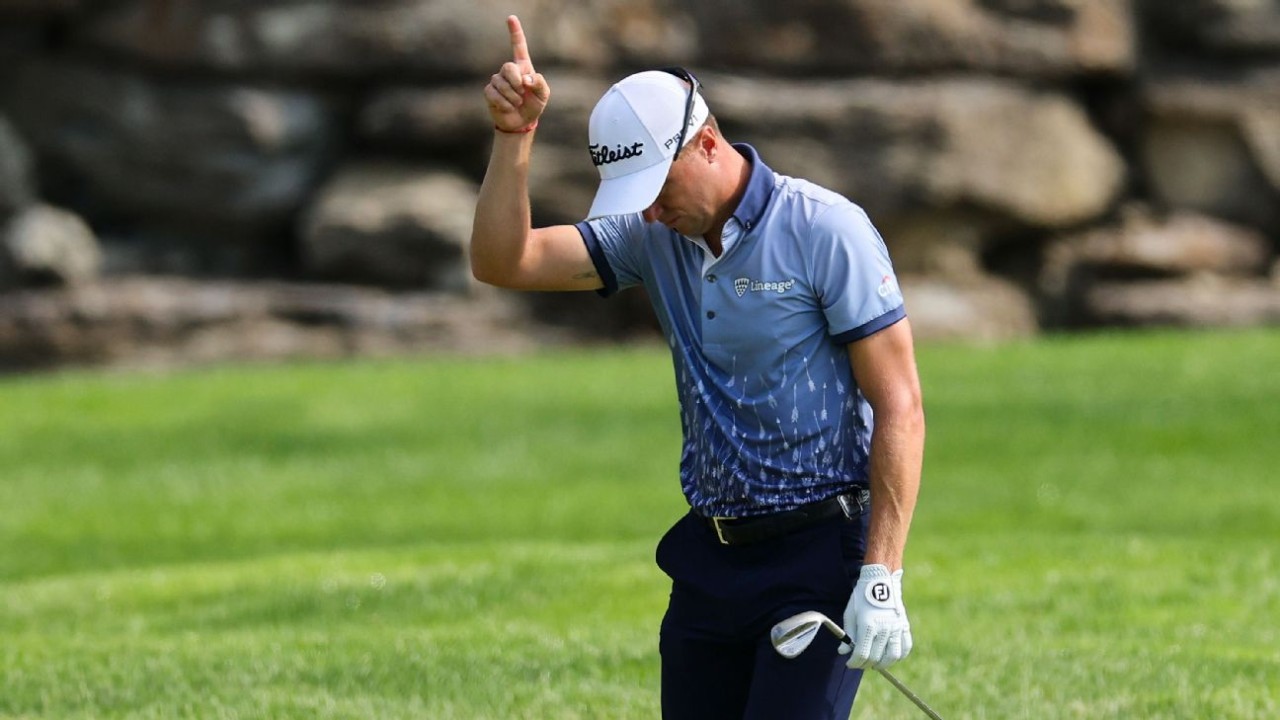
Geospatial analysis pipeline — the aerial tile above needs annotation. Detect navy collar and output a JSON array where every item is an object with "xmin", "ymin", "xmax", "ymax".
[{"xmin": 729, "ymin": 143, "xmax": 775, "ymax": 233}]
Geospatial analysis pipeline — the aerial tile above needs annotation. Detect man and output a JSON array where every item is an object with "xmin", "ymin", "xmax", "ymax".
[{"xmin": 472, "ymin": 15, "xmax": 925, "ymax": 720}]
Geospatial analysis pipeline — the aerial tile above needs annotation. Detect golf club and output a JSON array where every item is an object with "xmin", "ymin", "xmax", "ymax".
[{"xmin": 770, "ymin": 611, "xmax": 945, "ymax": 720}]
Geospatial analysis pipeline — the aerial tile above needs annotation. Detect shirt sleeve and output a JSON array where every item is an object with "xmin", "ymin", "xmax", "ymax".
[
  {"xmin": 809, "ymin": 203, "xmax": 906, "ymax": 343},
  {"xmin": 575, "ymin": 215, "xmax": 647, "ymax": 298}
]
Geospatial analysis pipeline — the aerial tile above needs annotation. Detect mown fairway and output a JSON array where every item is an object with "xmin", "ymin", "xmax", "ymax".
[{"xmin": 1, "ymin": 329, "xmax": 1277, "ymax": 719}]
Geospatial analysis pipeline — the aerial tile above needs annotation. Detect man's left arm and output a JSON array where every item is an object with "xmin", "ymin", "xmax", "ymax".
[
  {"xmin": 848, "ymin": 317, "xmax": 925, "ymax": 570},
  {"xmin": 841, "ymin": 317, "xmax": 925, "ymax": 669}
]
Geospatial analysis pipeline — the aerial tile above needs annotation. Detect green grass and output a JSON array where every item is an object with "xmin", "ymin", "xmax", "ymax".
[{"xmin": 1, "ymin": 329, "xmax": 1278, "ymax": 719}]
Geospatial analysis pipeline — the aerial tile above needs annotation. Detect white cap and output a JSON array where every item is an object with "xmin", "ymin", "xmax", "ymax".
[{"xmin": 585, "ymin": 70, "xmax": 710, "ymax": 219}]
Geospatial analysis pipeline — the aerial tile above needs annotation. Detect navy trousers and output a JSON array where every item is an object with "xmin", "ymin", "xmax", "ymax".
[{"xmin": 656, "ymin": 502, "xmax": 869, "ymax": 720}]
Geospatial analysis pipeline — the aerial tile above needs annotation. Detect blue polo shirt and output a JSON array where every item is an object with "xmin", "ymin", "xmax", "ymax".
[{"xmin": 576, "ymin": 144, "xmax": 905, "ymax": 517}]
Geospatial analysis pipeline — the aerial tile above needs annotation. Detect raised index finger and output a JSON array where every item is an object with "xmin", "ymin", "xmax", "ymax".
[{"xmin": 507, "ymin": 15, "xmax": 533, "ymax": 69}]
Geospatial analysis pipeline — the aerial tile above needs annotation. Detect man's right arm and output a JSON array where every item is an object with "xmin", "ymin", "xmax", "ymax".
[
  {"xmin": 470, "ymin": 15, "xmax": 603, "ymax": 292},
  {"xmin": 470, "ymin": 130, "xmax": 603, "ymax": 292}
]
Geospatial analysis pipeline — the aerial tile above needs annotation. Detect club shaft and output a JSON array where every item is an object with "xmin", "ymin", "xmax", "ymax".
[
  {"xmin": 874, "ymin": 667, "xmax": 944, "ymax": 720},
  {"xmin": 834, "ymin": 629, "xmax": 945, "ymax": 720}
]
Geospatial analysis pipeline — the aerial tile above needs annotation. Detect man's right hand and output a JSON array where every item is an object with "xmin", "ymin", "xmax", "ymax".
[
  {"xmin": 839, "ymin": 564, "xmax": 913, "ymax": 669},
  {"xmin": 484, "ymin": 15, "xmax": 550, "ymax": 133}
]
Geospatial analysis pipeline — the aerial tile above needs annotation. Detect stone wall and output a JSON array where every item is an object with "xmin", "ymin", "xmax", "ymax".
[{"xmin": 1, "ymin": 0, "xmax": 1278, "ymax": 369}]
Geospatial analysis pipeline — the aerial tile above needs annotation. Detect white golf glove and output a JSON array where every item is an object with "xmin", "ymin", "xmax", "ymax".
[{"xmin": 838, "ymin": 563, "xmax": 913, "ymax": 669}]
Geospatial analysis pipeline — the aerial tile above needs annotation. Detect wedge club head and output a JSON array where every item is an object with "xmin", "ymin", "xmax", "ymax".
[
  {"xmin": 770, "ymin": 611, "xmax": 946, "ymax": 720},
  {"xmin": 770, "ymin": 610, "xmax": 848, "ymax": 659}
]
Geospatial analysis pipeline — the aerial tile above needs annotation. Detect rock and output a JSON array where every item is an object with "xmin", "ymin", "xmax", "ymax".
[
  {"xmin": 1083, "ymin": 275, "xmax": 1280, "ymax": 328},
  {"xmin": 527, "ymin": 145, "xmax": 602, "ymax": 226},
  {"xmin": 0, "ymin": 204, "xmax": 101, "ymax": 289},
  {"xmin": 359, "ymin": 83, "xmax": 492, "ymax": 159},
  {"xmin": 691, "ymin": 0, "xmax": 1135, "ymax": 77},
  {"xmin": 0, "ymin": 0, "xmax": 79, "ymax": 17},
  {"xmin": 92, "ymin": 223, "xmax": 301, "ymax": 277},
  {"xmin": 358, "ymin": 73, "xmax": 618, "ymax": 224},
  {"xmin": 1141, "ymin": 66, "xmax": 1280, "ymax": 229},
  {"xmin": 1045, "ymin": 206, "xmax": 1271, "ymax": 279},
  {"xmin": 0, "ymin": 115, "xmax": 34, "ymax": 217},
  {"xmin": 0, "ymin": 278, "xmax": 568, "ymax": 371},
  {"xmin": 359, "ymin": 73, "xmax": 608, "ymax": 157},
  {"xmin": 526, "ymin": 286, "xmax": 663, "ymax": 342},
  {"xmin": 710, "ymin": 75, "xmax": 1126, "ymax": 228},
  {"xmin": 899, "ymin": 274, "xmax": 1039, "ymax": 342},
  {"xmin": 1139, "ymin": 0, "xmax": 1280, "ymax": 57},
  {"xmin": 3, "ymin": 60, "xmax": 339, "ymax": 227},
  {"xmin": 1040, "ymin": 207, "xmax": 1275, "ymax": 326},
  {"xmin": 81, "ymin": 0, "xmax": 693, "ymax": 79},
  {"xmin": 877, "ymin": 209, "xmax": 998, "ymax": 282},
  {"xmin": 300, "ymin": 163, "xmax": 478, "ymax": 291}
]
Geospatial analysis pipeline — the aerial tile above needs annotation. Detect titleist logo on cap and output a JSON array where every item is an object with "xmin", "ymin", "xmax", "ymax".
[{"xmin": 590, "ymin": 142, "xmax": 644, "ymax": 167}]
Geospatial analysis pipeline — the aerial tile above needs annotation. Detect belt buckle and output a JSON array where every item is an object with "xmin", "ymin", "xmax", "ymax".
[
  {"xmin": 837, "ymin": 490, "xmax": 868, "ymax": 518},
  {"xmin": 711, "ymin": 517, "xmax": 734, "ymax": 545},
  {"xmin": 836, "ymin": 494, "xmax": 855, "ymax": 518}
]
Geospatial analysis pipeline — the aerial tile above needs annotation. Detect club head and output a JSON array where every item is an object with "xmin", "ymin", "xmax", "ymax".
[
  {"xmin": 770, "ymin": 611, "xmax": 847, "ymax": 659},
  {"xmin": 773, "ymin": 612, "xmax": 949, "ymax": 720}
]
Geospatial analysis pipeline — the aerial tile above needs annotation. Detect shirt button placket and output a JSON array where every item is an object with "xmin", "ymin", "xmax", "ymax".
[{"xmin": 703, "ymin": 274, "xmax": 718, "ymax": 326}]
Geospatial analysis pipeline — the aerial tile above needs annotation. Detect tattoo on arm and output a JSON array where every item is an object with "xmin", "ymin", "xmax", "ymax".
[{"xmin": 572, "ymin": 270, "xmax": 599, "ymax": 280}]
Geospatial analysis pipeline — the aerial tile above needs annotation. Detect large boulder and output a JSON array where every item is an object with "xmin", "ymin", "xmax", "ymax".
[
  {"xmin": 358, "ymin": 73, "xmax": 608, "ymax": 158},
  {"xmin": 80, "ymin": 0, "xmax": 692, "ymax": 79},
  {"xmin": 0, "ymin": 204, "xmax": 102, "ymax": 290},
  {"xmin": 0, "ymin": 115, "xmax": 33, "ymax": 217},
  {"xmin": 1044, "ymin": 206, "xmax": 1272, "ymax": 280},
  {"xmin": 875, "ymin": 209, "xmax": 1003, "ymax": 283},
  {"xmin": 358, "ymin": 74, "xmax": 611, "ymax": 224},
  {"xmin": 1141, "ymin": 65, "xmax": 1280, "ymax": 230},
  {"xmin": 1139, "ymin": 0, "xmax": 1280, "ymax": 58},
  {"xmin": 0, "ymin": 277, "xmax": 551, "ymax": 371},
  {"xmin": 1083, "ymin": 276, "xmax": 1280, "ymax": 328},
  {"xmin": 300, "ymin": 163, "xmax": 478, "ymax": 291},
  {"xmin": 899, "ymin": 274, "xmax": 1039, "ymax": 343},
  {"xmin": 709, "ymin": 75, "xmax": 1127, "ymax": 228},
  {"xmin": 359, "ymin": 83, "xmax": 493, "ymax": 162},
  {"xmin": 1040, "ymin": 207, "xmax": 1275, "ymax": 326},
  {"xmin": 691, "ymin": 0, "xmax": 1135, "ymax": 77},
  {"xmin": 2, "ymin": 60, "xmax": 339, "ymax": 227}
]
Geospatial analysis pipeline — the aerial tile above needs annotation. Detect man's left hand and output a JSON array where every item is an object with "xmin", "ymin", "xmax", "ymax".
[{"xmin": 838, "ymin": 563, "xmax": 913, "ymax": 669}]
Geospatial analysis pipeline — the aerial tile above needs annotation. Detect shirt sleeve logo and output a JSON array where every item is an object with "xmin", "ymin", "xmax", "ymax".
[
  {"xmin": 734, "ymin": 277, "xmax": 796, "ymax": 298},
  {"xmin": 877, "ymin": 274, "xmax": 900, "ymax": 299}
]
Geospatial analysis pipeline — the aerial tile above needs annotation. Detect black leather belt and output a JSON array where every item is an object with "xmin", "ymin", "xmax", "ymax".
[{"xmin": 702, "ymin": 488, "xmax": 869, "ymax": 546}]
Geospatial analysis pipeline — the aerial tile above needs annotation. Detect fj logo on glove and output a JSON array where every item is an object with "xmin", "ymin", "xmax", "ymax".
[{"xmin": 866, "ymin": 581, "xmax": 893, "ymax": 607}]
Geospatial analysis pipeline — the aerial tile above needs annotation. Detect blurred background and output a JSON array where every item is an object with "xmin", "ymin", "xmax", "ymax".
[{"xmin": 1, "ymin": 0, "xmax": 1278, "ymax": 372}]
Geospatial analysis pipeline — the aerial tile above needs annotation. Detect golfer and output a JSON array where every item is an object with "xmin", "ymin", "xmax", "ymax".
[{"xmin": 472, "ymin": 16, "xmax": 926, "ymax": 720}]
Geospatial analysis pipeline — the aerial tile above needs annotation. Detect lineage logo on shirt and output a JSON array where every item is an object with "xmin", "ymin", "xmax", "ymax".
[{"xmin": 734, "ymin": 277, "xmax": 796, "ymax": 297}]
